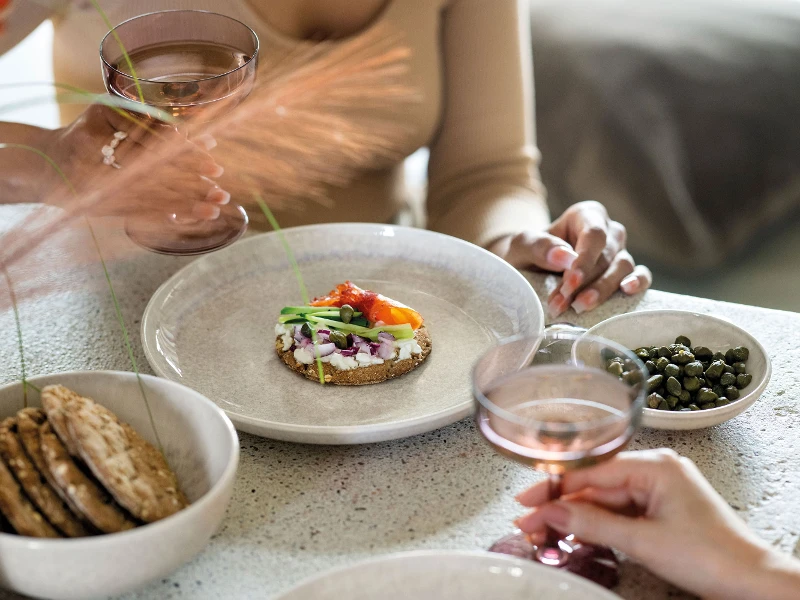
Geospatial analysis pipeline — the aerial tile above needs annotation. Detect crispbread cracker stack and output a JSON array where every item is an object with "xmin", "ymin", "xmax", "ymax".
[
  {"xmin": 277, "ymin": 326, "xmax": 432, "ymax": 385},
  {"xmin": 39, "ymin": 421, "xmax": 136, "ymax": 534},
  {"xmin": 0, "ymin": 417, "xmax": 90, "ymax": 537},
  {"xmin": 0, "ymin": 385, "xmax": 190, "ymax": 538},
  {"xmin": 0, "ymin": 446, "xmax": 60, "ymax": 538}
]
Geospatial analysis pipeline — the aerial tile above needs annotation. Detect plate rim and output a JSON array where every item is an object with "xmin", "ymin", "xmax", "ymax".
[
  {"xmin": 141, "ymin": 223, "xmax": 544, "ymax": 443},
  {"xmin": 273, "ymin": 549, "xmax": 623, "ymax": 599}
]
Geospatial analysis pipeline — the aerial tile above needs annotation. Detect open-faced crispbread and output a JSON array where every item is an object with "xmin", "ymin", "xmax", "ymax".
[
  {"xmin": 0, "ymin": 416, "xmax": 89, "ymax": 537},
  {"xmin": 277, "ymin": 325, "xmax": 432, "ymax": 385}
]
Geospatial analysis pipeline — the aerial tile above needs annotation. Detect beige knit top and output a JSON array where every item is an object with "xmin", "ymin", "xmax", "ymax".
[{"xmin": 20, "ymin": 0, "xmax": 549, "ymax": 246}]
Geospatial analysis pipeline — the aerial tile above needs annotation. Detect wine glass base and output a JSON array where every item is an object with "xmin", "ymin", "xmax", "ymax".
[
  {"xmin": 125, "ymin": 203, "xmax": 249, "ymax": 256},
  {"xmin": 489, "ymin": 531, "xmax": 619, "ymax": 589}
]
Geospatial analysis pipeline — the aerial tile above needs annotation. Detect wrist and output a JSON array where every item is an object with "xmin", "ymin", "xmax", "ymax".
[
  {"xmin": 34, "ymin": 127, "xmax": 65, "ymax": 201},
  {"xmin": 712, "ymin": 543, "xmax": 800, "ymax": 600}
]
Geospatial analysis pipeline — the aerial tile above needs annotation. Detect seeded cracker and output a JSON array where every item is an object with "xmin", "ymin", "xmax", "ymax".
[
  {"xmin": 39, "ymin": 421, "xmax": 135, "ymax": 534},
  {"xmin": 0, "ymin": 416, "xmax": 89, "ymax": 537},
  {"xmin": 65, "ymin": 401, "xmax": 188, "ymax": 523},
  {"xmin": 17, "ymin": 408, "xmax": 85, "ymax": 519},
  {"xmin": 0, "ymin": 443, "xmax": 60, "ymax": 538},
  {"xmin": 40, "ymin": 384, "xmax": 86, "ymax": 456}
]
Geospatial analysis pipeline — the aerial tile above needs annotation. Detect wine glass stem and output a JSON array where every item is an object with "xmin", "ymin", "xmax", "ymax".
[
  {"xmin": 545, "ymin": 473, "xmax": 563, "ymax": 548},
  {"xmin": 535, "ymin": 473, "xmax": 569, "ymax": 566}
]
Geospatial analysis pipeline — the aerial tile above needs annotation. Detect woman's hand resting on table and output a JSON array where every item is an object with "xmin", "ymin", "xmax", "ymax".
[
  {"xmin": 39, "ymin": 104, "xmax": 229, "ymax": 221},
  {"xmin": 488, "ymin": 201, "xmax": 652, "ymax": 317},
  {"xmin": 514, "ymin": 449, "xmax": 800, "ymax": 600}
]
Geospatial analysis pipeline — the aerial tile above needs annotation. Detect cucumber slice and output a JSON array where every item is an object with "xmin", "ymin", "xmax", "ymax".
[
  {"xmin": 308, "ymin": 316, "xmax": 375, "ymax": 337},
  {"xmin": 378, "ymin": 324, "xmax": 415, "ymax": 340},
  {"xmin": 278, "ymin": 310, "xmax": 363, "ymax": 324},
  {"xmin": 278, "ymin": 316, "xmax": 308, "ymax": 324},
  {"xmin": 280, "ymin": 306, "xmax": 362, "ymax": 316},
  {"xmin": 280, "ymin": 306, "xmax": 336, "ymax": 315},
  {"xmin": 307, "ymin": 316, "xmax": 415, "ymax": 340}
]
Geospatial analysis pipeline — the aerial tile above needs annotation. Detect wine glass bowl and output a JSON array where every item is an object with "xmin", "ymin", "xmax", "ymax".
[
  {"xmin": 100, "ymin": 10, "xmax": 259, "ymax": 255},
  {"xmin": 474, "ymin": 331, "xmax": 645, "ymax": 584}
]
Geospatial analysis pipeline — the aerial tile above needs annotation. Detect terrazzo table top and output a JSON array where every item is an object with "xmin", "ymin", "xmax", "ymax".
[{"xmin": 1, "ymin": 208, "xmax": 799, "ymax": 599}]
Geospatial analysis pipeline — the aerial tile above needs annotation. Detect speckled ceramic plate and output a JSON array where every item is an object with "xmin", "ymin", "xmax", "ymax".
[
  {"xmin": 141, "ymin": 224, "xmax": 543, "ymax": 444},
  {"xmin": 274, "ymin": 551, "xmax": 623, "ymax": 599}
]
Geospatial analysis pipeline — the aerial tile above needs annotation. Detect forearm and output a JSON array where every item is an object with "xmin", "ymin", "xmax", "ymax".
[
  {"xmin": 0, "ymin": 122, "xmax": 56, "ymax": 204},
  {"xmin": 713, "ymin": 544, "xmax": 800, "ymax": 600},
  {"xmin": 427, "ymin": 185, "xmax": 550, "ymax": 249}
]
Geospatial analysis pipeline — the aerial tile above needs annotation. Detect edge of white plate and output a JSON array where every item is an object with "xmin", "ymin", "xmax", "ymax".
[
  {"xmin": 141, "ymin": 224, "xmax": 544, "ymax": 444},
  {"xmin": 273, "ymin": 550, "xmax": 623, "ymax": 600}
]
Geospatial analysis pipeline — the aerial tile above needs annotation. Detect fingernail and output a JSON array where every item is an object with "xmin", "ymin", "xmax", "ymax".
[
  {"xmin": 560, "ymin": 268, "xmax": 584, "ymax": 297},
  {"xmin": 195, "ymin": 134, "xmax": 217, "ymax": 151},
  {"xmin": 192, "ymin": 203, "xmax": 220, "ymax": 220},
  {"xmin": 541, "ymin": 503, "xmax": 570, "ymax": 529},
  {"xmin": 203, "ymin": 163, "xmax": 225, "ymax": 178},
  {"xmin": 620, "ymin": 274, "xmax": 640, "ymax": 295},
  {"xmin": 546, "ymin": 246, "xmax": 578, "ymax": 271},
  {"xmin": 206, "ymin": 188, "xmax": 231, "ymax": 205},
  {"xmin": 548, "ymin": 293, "xmax": 568, "ymax": 318},
  {"xmin": 572, "ymin": 288, "xmax": 600, "ymax": 314}
]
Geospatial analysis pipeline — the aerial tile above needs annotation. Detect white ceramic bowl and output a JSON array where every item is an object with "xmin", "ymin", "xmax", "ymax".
[
  {"xmin": 0, "ymin": 371, "xmax": 239, "ymax": 600},
  {"xmin": 586, "ymin": 310, "xmax": 771, "ymax": 430}
]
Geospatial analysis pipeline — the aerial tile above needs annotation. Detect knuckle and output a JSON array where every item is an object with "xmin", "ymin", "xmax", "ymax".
[
  {"xmin": 610, "ymin": 221, "xmax": 627, "ymax": 245},
  {"xmin": 654, "ymin": 449, "xmax": 684, "ymax": 471},
  {"xmin": 580, "ymin": 200, "xmax": 607, "ymax": 215},
  {"xmin": 584, "ymin": 225, "xmax": 608, "ymax": 243},
  {"xmin": 617, "ymin": 253, "xmax": 636, "ymax": 271}
]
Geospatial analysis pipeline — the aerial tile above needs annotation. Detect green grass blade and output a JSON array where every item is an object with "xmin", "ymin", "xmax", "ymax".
[
  {"xmin": 90, "ymin": 0, "xmax": 145, "ymax": 104},
  {"xmin": 253, "ymin": 195, "xmax": 325, "ymax": 384},
  {"xmin": 0, "ymin": 144, "xmax": 163, "ymax": 450},
  {"xmin": 2, "ymin": 267, "xmax": 28, "ymax": 408},
  {"xmin": 0, "ymin": 90, "xmax": 175, "ymax": 125}
]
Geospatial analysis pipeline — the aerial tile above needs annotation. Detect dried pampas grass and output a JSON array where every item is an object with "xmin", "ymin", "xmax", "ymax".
[{"xmin": 0, "ymin": 27, "xmax": 416, "ymax": 309}]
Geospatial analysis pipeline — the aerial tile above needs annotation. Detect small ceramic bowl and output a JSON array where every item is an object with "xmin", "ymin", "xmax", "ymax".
[
  {"xmin": 585, "ymin": 310, "xmax": 771, "ymax": 430},
  {"xmin": 0, "ymin": 371, "xmax": 239, "ymax": 600}
]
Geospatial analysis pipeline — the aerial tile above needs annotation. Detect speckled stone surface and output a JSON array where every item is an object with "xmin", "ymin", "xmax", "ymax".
[{"xmin": 1, "ymin": 208, "xmax": 799, "ymax": 600}]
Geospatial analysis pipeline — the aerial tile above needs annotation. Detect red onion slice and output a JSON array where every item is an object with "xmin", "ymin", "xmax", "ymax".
[
  {"xmin": 314, "ymin": 343, "xmax": 336, "ymax": 357},
  {"xmin": 377, "ymin": 342, "xmax": 394, "ymax": 359}
]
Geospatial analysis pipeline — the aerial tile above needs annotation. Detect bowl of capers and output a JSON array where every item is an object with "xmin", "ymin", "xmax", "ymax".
[{"xmin": 585, "ymin": 310, "xmax": 771, "ymax": 430}]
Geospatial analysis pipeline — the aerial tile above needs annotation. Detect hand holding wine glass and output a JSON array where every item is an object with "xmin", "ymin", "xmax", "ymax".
[
  {"xmin": 514, "ymin": 449, "xmax": 800, "ymax": 600},
  {"xmin": 474, "ymin": 331, "xmax": 646, "ymax": 587},
  {"xmin": 38, "ymin": 103, "xmax": 229, "ymax": 221}
]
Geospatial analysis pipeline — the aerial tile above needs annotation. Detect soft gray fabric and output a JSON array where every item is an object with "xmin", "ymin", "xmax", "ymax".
[{"xmin": 531, "ymin": 0, "xmax": 800, "ymax": 271}]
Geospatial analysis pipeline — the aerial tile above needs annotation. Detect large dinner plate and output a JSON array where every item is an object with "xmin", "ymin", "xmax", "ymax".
[
  {"xmin": 141, "ymin": 224, "xmax": 543, "ymax": 444},
  {"xmin": 274, "ymin": 551, "xmax": 623, "ymax": 599}
]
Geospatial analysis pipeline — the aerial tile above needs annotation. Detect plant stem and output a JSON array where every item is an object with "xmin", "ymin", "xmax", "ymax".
[
  {"xmin": 90, "ymin": 0, "xmax": 145, "ymax": 104},
  {"xmin": 254, "ymin": 195, "xmax": 325, "ymax": 384},
  {"xmin": 2, "ymin": 267, "xmax": 27, "ymax": 408},
  {"xmin": 0, "ymin": 144, "xmax": 163, "ymax": 451}
]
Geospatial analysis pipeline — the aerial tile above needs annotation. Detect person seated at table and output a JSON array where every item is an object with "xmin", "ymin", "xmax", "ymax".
[
  {"xmin": 516, "ymin": 449, "xmax": 800, "ymax": 600},
  {"xmin": 0, "ymin": 0, "xmax": 651, "ymax": 315}
]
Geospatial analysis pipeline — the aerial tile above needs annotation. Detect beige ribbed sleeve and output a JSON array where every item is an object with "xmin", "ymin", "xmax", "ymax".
[{"xmin": 426, "ymin": 0, "xmax": 549, "ymax": 248}]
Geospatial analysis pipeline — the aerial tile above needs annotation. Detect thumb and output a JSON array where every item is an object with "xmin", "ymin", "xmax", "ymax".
[
  {"xmin": 498, "ymin": 231, "xmax": 579, "ymax": 272},
  {"xmin": 540, "ymin": 501, "xmax": 649, "ymax": 557}
]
